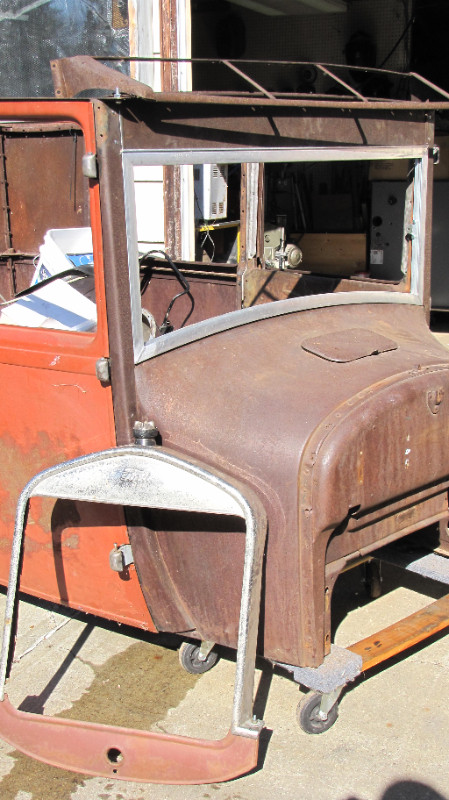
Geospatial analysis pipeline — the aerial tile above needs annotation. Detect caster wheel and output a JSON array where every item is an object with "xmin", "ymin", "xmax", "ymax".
[
  {"xmin": 296, "ymin": 690, "xmax": 338, "ymax": 734},
  {"xmin": 178, "ymin": 642, "xmax": 219, "ymax": 674}
]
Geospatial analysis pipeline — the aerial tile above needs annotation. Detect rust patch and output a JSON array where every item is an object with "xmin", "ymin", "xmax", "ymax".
[
  {"xmin": 0, "ymin": 431, "xmax": 72, "ymax": 532},
  {"xmin": 59, "ymin": 533, "xmax": 80, "ymax": 550}
]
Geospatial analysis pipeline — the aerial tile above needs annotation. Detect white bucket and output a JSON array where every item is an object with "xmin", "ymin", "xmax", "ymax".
[
  {"xmin": 31, "ymin": 227, "xmax": 94, "ymax": 284},
  {"xmin": 0, "ymin": 228, "xmax": 96, "ymax": 331}
]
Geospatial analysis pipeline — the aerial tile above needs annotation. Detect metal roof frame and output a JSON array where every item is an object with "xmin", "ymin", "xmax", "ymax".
[{"xmin": 96, "ymin": 56, "xmax": 449, "ymax": 110}]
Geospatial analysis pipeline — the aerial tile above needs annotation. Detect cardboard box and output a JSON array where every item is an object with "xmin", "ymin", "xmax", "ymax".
[
  {"xmin": 368, "ymin": 136, "xmax": 449, "ymax": 181},
  {"xmin": 369, "ymin": 159, "xmax": 410, "ymax": 181},
  {"xmin": 292, "ymin": 233, "xmax": 366, "ymax": 276}
]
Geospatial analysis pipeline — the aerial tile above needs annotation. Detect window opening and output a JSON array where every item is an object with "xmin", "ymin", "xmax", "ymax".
[
  {"xmin": 124, "ymin": 148, "xmax": 424, "ymax": 360},
  {"xmin": 0, "ymin": 124, "xmax": 96, "ymax": 333}
]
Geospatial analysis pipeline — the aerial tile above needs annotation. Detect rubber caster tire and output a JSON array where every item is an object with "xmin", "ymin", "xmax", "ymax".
[
  {"xmin": 296, "ymin": 691, "xmax": 338, "ymax": 734},
  {"xmin": 178, "ymin": 642, "xmax": 219, "ymax": 674}
]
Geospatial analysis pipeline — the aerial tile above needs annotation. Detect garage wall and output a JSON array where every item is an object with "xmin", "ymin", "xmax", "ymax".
[
  {"xmin": 192, "ymin": 0, "xmax": 413, "ymax": 93},
  {"xmin": 239, "ymin": 0, "xmax": 411, "ymax": 68}
]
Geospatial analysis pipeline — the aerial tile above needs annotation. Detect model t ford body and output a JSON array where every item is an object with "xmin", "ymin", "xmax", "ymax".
[{"xmin": 0, "ymin": 56, "xmax": 449, "ymax": 783}]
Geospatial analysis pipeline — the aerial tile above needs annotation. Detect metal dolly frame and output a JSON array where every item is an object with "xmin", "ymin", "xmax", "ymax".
[{"xmin": 278, "ymin": 544, "xmax": 449, "ymax": 734}]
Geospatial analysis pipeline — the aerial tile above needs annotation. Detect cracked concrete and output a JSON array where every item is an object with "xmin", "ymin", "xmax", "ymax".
[{"xmin": 0, "ymin": 563, "xmax": 448, "ymax": 800}]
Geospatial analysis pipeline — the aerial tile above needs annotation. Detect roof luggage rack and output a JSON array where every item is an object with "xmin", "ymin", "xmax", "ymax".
[{"xmin": 93, "ymin": 56, "xmax": 449, "ymax": 109}]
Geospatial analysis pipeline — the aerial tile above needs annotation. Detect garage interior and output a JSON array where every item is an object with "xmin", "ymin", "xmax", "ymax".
[
  {"xmin": 182, "ymin": 0, "xmax": 449, "ymax": 321},
  {"xmin": 0, "ymin": 0, "xmax": 448, "ymax": 313}
]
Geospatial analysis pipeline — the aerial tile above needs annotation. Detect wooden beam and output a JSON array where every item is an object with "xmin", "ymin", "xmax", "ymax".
[
  {"xmin": 160, "ymin": 0, "xmax": 179, "ymax": 92},
  {"xmin": 349, "ymin": 593, "xmax": 449, "ymax": 671}
]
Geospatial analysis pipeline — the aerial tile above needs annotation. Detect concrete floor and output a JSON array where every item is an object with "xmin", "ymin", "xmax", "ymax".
[{"xmin": 0, "ymin": 562, "xmax": 448, "ymax": 800}]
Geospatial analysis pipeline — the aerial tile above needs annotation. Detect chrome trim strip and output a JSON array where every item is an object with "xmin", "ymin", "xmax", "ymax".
[
  {"xmin": 123, "ymin": 146, "xmax": 427, "ymax": 165},
  {"xmin": 135, "ymin": 292, "xmax": 420, "ymax": 363}
]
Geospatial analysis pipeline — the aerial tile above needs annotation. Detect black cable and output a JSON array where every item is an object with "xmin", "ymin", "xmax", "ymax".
[
  {"xmin": 379, "ymin": 13, "xmax": 415, "ymax": 69},
  {"xmin": 1, "ymin": 267, "xmax": 93, "ymax": 306},
  {"xmin": 139, "ymin": 249, "xmax": 194, "ymax": 333}
]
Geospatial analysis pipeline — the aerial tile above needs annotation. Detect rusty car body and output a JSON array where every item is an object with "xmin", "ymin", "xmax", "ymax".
[{"xmin": 1, "ymin": 56, "xmax": 449, "ymax": 782}]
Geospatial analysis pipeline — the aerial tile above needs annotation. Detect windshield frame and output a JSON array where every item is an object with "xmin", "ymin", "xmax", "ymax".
[{"xmin": 122, "ymin": 145, "xmax": 428, "ymax": 364}]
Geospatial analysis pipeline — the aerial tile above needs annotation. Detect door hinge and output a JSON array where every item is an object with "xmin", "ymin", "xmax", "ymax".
[
  {"xmin": 109, "ymin": 543, "xmax": 134, "ymax": 573},
  {"xmin": 82, "ymin": 153, "xmax": 98, "ymax": 179},
  {"xmin": 95, "ymin": 357, "xmax": 111, "ymax": 384}
]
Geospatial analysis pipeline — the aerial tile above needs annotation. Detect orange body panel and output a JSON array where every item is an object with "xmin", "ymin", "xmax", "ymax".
[{"xmin": 0, "ymin": 101, "xmax": 154, "ymax": 632}]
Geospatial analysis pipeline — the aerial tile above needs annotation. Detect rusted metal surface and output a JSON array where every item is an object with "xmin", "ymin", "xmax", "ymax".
[
  {"xmin": 123, "ymin": 93, "xmax": 449, "ymax": 110},
  {"xmin": 51, "ymin": 55, "xmax": 154, "ymax": 100},
  {"xmin": 222, "ymin": 59, "xmax": 276, "ymax": 101},
  {"xmin": 316, "ymin": 63, "xmax": 366, "ymax": 101},
  {"xmin": 0, "ymin": 134, "xmax": 11, "ymax": 255},
  {"xmin": 0, "ymin": 699, "xmax": 259, "ymax": 784},
  {"xmin": 0, "ymin": 118, "xmax": 88, "ymax": 297},
  {"xmin": 301, "ymin": 328, "xmax": 398, "ymax": 362},
  {"xmin": 119, "ymin": 102, "xmax": 432, "ymax": 150},
  {"xmin": 243, "ymin": 269, "xmax": 408, "ymax": 308},
  {"xmin": 2, "ymin": 127, "xmax": 89, "ymax": 255},
  {"xmin": 0, "ymin": 258, "xmax": 14, "ymax": 300},
  {"xmin": 238, "ymin": 163, "xmax": 249, "ymax": 271},
  {"xmin": 2, "ymin": 62, "xmax": 449, "ymax": 782},
  {"xmin": 142, "ymin": 275, "xmax": 236, "ymax": 331},
  {"xmin": 374, "ymin": 544, "xmax": 449, "ymax": 584},
  {"xmin": 96, "ymin": 57, "xmax": 449, "ymax": 109},
  {"xmin": 327, "ymin": 489, "xmax": 449, "ymax": 567},
  {"xmin": 134, "ymin": 303, "xmax": 449, "ymax": 666},
  {"xmin": 437, "ymin": 519, "xmax": 449, "ymax": 557},
  {"xmin": 94, "ymin": 101, "xmax": 138, "ymax": 446},
  {"xmin": 0, "ymin": 82, "xmax": 445, "ymax": 662}
]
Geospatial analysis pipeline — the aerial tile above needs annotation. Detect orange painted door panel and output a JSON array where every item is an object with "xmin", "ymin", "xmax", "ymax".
[{"xmin": 0, "ymin": 101, "xmax": 153, "ymax": 631}]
